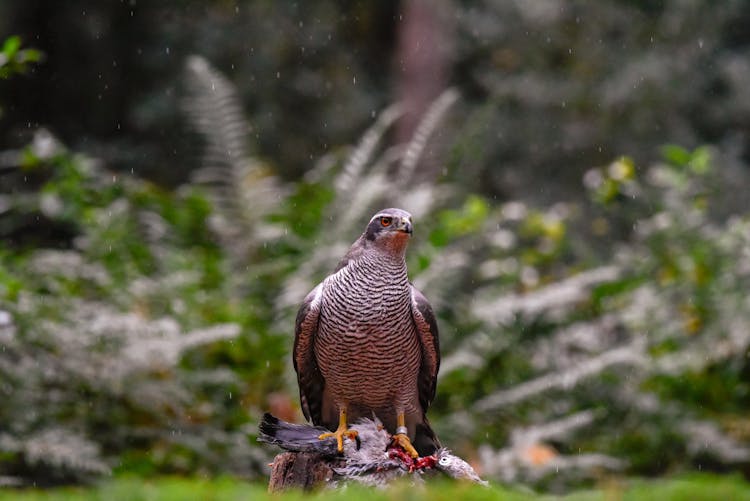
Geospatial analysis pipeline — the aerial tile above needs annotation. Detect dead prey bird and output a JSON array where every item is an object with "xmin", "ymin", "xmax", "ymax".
[{"xmin": 258, "ymin": 413, "xmax": 487, "ymax": 487}]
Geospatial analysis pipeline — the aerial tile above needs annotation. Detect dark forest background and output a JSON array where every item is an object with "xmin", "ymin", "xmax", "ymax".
[{"xmin": 5, "ymin": 1, "xmax": 749, "ymax": 198}]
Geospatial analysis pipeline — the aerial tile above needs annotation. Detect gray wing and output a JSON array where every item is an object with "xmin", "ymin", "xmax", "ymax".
[
  {"xmin": 409, "ymin": 285, "xmax": 440, "ymax": 411},
  {"xmin": 293, "ymin": 283, "xmax": 324, "ymax": 424}
]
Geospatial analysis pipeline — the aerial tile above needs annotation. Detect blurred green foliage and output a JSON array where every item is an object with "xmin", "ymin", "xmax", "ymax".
[
  {"xmin": 0, "ymin": 36, "xmax": 41, "ymax": 79},
  {"xmin": 3, "ymin": 109, "xmax": 750, "ymax": 488},
  {"xmin": 1, "ymin": 474, "xmax": 749, "ymax": 501},
  {"xmin": 0, "ymin": 36, "xmax": 41, "ymax": 119}
]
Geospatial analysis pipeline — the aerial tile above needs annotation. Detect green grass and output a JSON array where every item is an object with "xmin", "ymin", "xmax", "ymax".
[{"xmin": 1, "ymin": 474, "xmax": 748, "ymax": 501}]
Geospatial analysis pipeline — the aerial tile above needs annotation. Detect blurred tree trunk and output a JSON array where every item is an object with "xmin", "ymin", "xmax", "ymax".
[
  {"xmin": 393, "ymin": 0, "xmax": 453, "ymax": 181},
  {"xmin": 267, "ymin": 452, "xmax": 334, "ymax": 492}
]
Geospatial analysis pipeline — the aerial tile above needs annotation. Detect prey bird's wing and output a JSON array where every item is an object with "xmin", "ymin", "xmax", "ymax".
[
  {"xmin": 258, "ymin": 413, "xmax": 338, "ymax": 455},
  {"xmin": 409, "ymin": 285, "xmax": 440, "ymax": 411},
  {"xmin": 293, "ymin": 283, "xmax": 324, "ymax": 423}
]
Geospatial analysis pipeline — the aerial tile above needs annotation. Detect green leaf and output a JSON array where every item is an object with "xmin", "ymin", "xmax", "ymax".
[
  {"xmin": 688, "ymin": 146, "xmax": 711, "ymax": 174},
  {"xmin": 661, "ymin": 144, "xmax": 691, "ymax": 167},
  {"xmin": 2, "ymin": 36, "xmax": 21, "ymax": 58},
  {"xmin": 20, "ymin": 48, "xmax": 43, "ymax": 63}
]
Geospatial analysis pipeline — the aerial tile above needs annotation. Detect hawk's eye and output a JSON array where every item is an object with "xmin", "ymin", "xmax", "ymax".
[{"xmin": 380, "ymin": 217, "xmax": 392, "ymax": 227}]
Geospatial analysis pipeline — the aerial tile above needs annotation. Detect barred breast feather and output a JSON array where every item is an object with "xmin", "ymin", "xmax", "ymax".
[{"xmin": 315, "ymin": 253, "xmax": 422, "ymax": 418}]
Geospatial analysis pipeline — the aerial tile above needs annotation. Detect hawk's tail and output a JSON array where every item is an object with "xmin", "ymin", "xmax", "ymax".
[{"xmin": 414, "ymin": 415, "xmax": 441, "ymax": 457}]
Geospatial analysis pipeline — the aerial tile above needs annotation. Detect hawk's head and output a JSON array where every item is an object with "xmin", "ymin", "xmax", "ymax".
[{"xmin": 364, "ymin": 208, "xmax": 413, "ymax": 252}]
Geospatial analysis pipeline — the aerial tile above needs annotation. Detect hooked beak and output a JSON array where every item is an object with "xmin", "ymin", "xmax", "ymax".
[{"xmin": 398, "ymin": 217, "xmax": 413, "ymax": 235}]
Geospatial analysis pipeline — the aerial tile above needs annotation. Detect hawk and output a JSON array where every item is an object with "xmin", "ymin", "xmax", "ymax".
[{"xmin": 293, "ymin": 208, "xmax": 440, "ymax": 458}]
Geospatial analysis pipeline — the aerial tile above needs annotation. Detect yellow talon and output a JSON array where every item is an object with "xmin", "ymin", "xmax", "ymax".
[
  {"xmin": 318, "ymin": 427, "xmax": 358, "ymax": 453},
  {"xmin": 318, "ymin": 406, "xmax": 358, "ymax": 453},
  {"xmin": 392, "ymin": 432, "xmax": 419, "ymax": 458},
  {"xmin": 392, "ymin": 412, "xmax": 419, "ymax": 458}
]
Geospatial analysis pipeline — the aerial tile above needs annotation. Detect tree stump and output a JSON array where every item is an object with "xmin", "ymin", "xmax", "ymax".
[{"xmin": 267, "ymin": 451, "xmax": 337, "ymax": 492}]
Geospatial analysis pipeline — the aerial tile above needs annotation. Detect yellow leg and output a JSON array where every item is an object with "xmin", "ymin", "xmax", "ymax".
[
  {"xmin": 391, "ymin": 412, "xmax": 419, "ymax": 458},
  {"xmin": 318, "ymin": 406, "xmax": 358, "ymax": 453}
]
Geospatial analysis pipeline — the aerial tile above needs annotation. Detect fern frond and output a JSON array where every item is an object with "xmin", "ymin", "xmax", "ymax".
[
  {"xmin": 183, "ymin": 56, "xmax": 250, "ymax": 162},
  {"xmin": 396, "ymin": 88, "xmax": 459, "ymax": 185},
  {"xmin": 474, "ymin": 343, "xmax": 645, "ymax": 412},
  {"xmin": 182, "ymin": 55, "xmax": 284, "ymax": 265},
  {"xmin": 335, "ymin": 105, "xmax": 402, "ymax": 197}
]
